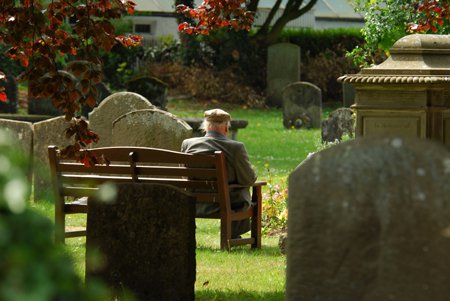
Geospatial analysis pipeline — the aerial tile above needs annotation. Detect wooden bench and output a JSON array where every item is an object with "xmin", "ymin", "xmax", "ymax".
[{"xmin": 48, "ymin": 145, "xmax": 266, "ymax": 250}]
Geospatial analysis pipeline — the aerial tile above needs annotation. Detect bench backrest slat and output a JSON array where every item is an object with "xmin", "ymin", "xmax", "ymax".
[
  {"xmin": 58, "ymin": 163, "xmax": 218, "ymax": 179},
  {"xmin": 49, "ymin": 146, "xmax": 228, "ymax": 206}
]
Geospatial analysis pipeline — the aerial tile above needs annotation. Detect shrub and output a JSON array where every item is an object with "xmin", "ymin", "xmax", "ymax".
[
  {"xmin": 302, "ymin": 48, "xmax": 359, "ymax": 102},
  {"xmin": 146, "ymin": 61, "xmax": 266, "ymax": 108},
  {"xmin": 261, "ymin": 165, "xmax": 288, "ymax": 235}
]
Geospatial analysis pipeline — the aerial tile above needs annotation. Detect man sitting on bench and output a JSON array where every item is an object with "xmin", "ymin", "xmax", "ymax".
[{"xmin": 181, "ymin": 108, "xmax": 257, "ymax": 239}]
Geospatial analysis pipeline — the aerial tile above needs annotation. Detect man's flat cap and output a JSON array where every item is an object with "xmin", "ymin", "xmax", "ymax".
[{"xmin": 204, "ymin": 108, "xmax": 231, "ymax": 122}]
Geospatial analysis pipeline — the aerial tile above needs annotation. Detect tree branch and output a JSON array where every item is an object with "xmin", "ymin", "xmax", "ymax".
[{"xmin": 257, "ymin": 0, "xmax": 284, "ymax": 36}]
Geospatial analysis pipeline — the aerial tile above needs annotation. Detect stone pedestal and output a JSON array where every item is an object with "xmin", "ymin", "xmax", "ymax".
[{"xmin": 339, "ymin": 34, "xmax": 450, "ymax": 148}]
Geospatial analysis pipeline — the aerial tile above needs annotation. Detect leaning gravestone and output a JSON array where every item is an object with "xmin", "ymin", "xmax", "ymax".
[
  {"xmin": 32, "ymin": 116, "xmax": 80, "ymax": 201},
  {"xmin": 112, "ymin": 109, "xmax": 192, "ymax": 151},
  {"xmin": 89, "ymin": 92, "xmax": 155, "ymax": 147},
  {"xmin": 126, "ymin": 76, "xmax": 168, "ymax": 110},
  {"xmin": 266, "ymin": 43, "xmax": 300, "ymax": 107},
  {"xmin": 86, "ymin": 183, "xmax": 196, "ymax": 301},
  {"xmin": 287, "ymin": 136, "xmax": 450, "ymax": 301},
  {"xmin": 282, "ymin": 81, "xmax": 321, "ymax": 129}
]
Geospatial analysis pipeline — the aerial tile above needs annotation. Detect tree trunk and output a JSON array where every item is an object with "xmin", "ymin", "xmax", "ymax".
[{"xmin": 255, "ymin": 0, "xmax": 319, "ymax": 45}]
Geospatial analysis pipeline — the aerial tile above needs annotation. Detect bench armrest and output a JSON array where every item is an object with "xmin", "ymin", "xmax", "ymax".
[{"xmin": 229, "ymin": 181, "xmax": 267, "ymax": 189}]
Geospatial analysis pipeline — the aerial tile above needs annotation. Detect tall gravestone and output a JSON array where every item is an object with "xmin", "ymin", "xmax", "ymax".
[
  {"xmin": 32, "ymin": 116, "xmax": 80, "ymax": 201},
  {"xmin": 89, "ymin": 92, "xmax": 155, "ymax": 147},
  {"xmin": 287, "ymin": 136, "xmax": 450, "ymax": 301},
  {"xmin": 282, "ymin": 81, "xmax": 322, "ymax": 129},
  {"xmin": 86, "ymin": 183, "xmax": 196, "ymax": 301},
  {"xmin": 266, "ymin": 43, "xmax": 300, "ymax": 107},
  {"xmin": 111, "ymin": 109, "xmax": 192, "ymax": 151}
]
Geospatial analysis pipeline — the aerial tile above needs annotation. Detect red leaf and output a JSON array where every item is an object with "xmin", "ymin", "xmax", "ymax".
[{"xmin": 0, "ymin": 91, "xmax": 7, "ymax": 102}]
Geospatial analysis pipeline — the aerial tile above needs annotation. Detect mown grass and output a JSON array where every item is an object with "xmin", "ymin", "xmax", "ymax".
[{"xmin": 30, "ymin": 99, "xmax": 341, "ymax": 300}]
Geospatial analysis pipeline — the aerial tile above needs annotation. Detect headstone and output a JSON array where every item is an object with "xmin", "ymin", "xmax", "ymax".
[
  {"xmin": 266, "ymin": 43, "xmax": 301, "ymax": 107},
  {"xmin": 287, "ymin": 136, "xmax": 450, "ymax": 301},
  {"xmin": 112, "ymin": 109, "xmax": 192, "ymax": 151},
  {"xmin": 282, "ymin": 81, "xmax": 322, "ymax": 129},
  {"xmin": 29, "ymin": 83, "xmax": 111, "ymax": 117},
  {"xmin": 127, "ymin": 76, "xmax": 168, "ymax": 110},
  {"xmin": 342, "ymin": 82, "xmax": 355, "ymax": 107},
  {"xmin": 321, "ymin": 107, "xmax": 354, "ymax": 143},
  {"xmin": 28, "ymin": 97, "xmax": 62, "ymax": 116},
  {"xmin": 32, "ymin": 116, "xmax": 79, "ymax": 201},
  {"xmin": 0, "ymin": 119, "xmax": 33, "ymax": 182},
  {"xmin": 86, "ymin": 183, "xmax": 196, "ymax": 301},
  {"xmin": 89, "ymin": 92, "xmax": 155, "ymax": 147},
  {"xmin": 0, "ymin": 119, "xmax": 33, "ymax": 158}
]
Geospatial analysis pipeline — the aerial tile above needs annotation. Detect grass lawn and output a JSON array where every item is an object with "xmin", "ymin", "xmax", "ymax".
[{"xmin": 30, "ymin": 99, "xmax": 342, "ymax": 300}]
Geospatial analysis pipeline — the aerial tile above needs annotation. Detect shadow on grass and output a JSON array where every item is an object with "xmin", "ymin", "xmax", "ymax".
[
  {"xmin": 196, "ymin": 244, "xmax": 284, "ymax": 257},
  {"xmin": 195, "ymin": 289, "xmax": 284, "ymax": 301}
]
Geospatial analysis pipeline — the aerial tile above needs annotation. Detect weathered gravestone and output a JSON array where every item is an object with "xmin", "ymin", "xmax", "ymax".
[
  {"xmin": 0, "ymin": 119, "xmax": 33, "ymax": 182},
  {"xmin": 266, "ymin": 43, "xmax": 301, "ymax": 107},
  {"xmin": 287, "ymin": 136, "xmax": 450, "ymax": 301},
  {"xmin": 282, "ymin": 81, "xmax": 322, "ymax": 129},
  {"xmin": 86, "ymin": 183, "xmax": 196, "ymax": 301},
  {"xmin": 112, "ymin": 109, "xmax": 192, "ymax": 151},
  {"xmin": 28, "ymin": 82, "xmax": 110, "ymax": 117},
  {"xmin": 321, "ymin": 107, "xmax": 354, "ymax": 143},
  {"xmin": 32, "ymin": 116, "xmax": 81, "ymax": 200},
  {"xmin": 89, "ymin": 92, "xmax": 155, "ymax": 147},
  {"xmin": 0, "ymin": 119, "xmax": 33, "ymax": 158},
  {"xmin": 126, "ymin": 76, "xmax": 168, "ymax": 110}
]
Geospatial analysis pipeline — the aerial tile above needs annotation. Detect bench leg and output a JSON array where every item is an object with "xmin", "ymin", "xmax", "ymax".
[
  {"xmin": 251, "ymin": 185, "xmax": 262, "ymax": 249},
  {"xmin": 54, "ymin": 197, "xmax": 65, "ymax": 244},
  {"xmin": 220, "ymin": 216, "xmax": 232, "ymax": 251}
]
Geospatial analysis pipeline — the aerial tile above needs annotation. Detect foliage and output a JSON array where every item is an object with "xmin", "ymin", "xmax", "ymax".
[
  {"xmin": 349, "ymin": 0, "xmax": 450, "ymax": 67},
  {"xmin": 177, "ymin": 0, "xmax": 254, "ymax": 34},
  {"xmin": 0, "ymin": 130, "xmax": 109, "ymax": 301},
  {"xmin": 147, "ymin": 61, "xmax": 265, "ymax": 107},
  {"xmin": 408, "ymin": 1, "xmax": 450, "ymax": 33},
  {"xmin": 153, "ymin": 27, "xmax": 363, "ymax": 103},
  {"xmin": 101, "ymin": 44, "xmax": 144, "ymax": 90},
  {"xmin": 280, "ymin": 27, "xmax": 364, "ymax": 58},
  {"xmin": 262, "ymin": 165, "xmax": 288, "ymax": 235},
  {"xmin": 302, "ymin": 48, "xmax": 359, "ymax": 102},
  {"xmin": 0, "ymin": 0, "xmax": 142, "ymax": 164}
]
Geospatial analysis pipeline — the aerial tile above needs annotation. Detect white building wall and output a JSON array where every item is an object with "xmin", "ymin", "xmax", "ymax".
[
  {"xmin": 254, "ymin": 8, "xmax": 316, "ymax": 28},
  {"xmin": 129, "ymin": 16, "xmax": 179, "ymax": 46}
]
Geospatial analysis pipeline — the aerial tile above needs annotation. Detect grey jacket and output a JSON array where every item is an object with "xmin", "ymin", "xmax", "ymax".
[{"xmin": 181, "ymin": 131, "xmax": 257, "ymax": 215}]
